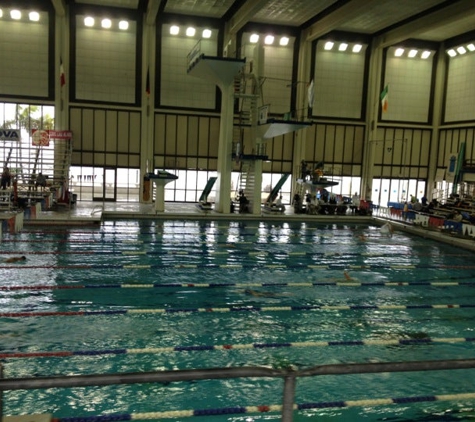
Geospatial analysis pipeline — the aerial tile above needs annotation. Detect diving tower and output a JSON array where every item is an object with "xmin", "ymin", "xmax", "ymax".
[{"xmin": 187, "ymin": 40, "xmax": 246, "ymax": 214}]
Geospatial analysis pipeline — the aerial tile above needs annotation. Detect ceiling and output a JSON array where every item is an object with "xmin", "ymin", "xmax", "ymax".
[{"xmin": 65, "ymin": 0, "xmax": 475, "ymax": 46}]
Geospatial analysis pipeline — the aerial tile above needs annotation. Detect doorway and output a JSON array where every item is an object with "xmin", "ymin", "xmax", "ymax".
[{"xmin": 93, "ymin": 167, "xmax": 116, "ymax": 201}]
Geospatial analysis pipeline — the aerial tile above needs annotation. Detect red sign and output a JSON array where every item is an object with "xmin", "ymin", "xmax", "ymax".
[{"xmin": 31, "ymin": 129, "xmax": 73, "ymax": 140}]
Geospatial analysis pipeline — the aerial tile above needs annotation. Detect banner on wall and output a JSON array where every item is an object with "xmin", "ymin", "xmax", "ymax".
[
  {"xmin": 31, "ymin": 129, "xmax": 73, "ymax": 146},
  {"xmin": 0, "ymin": 129, "xmax": 21, "ymax": 141},
  {"xmin": 445, "ymin": 151, "xmax": 458, "ymax": 183}
]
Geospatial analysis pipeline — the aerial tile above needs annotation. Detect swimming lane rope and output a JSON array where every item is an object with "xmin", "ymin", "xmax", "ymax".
[
  {"xmin": 49, "ymin": 391, "xmax": 475, "ymax": 421},
  {"xmin": 2, "ymin": 263, "xmax": 475, "ymax": 270},
  {"xmin": 1, "ymin": 335, "xmax": 474, "ymax": 360},
  {"xmin": 2, "ymin": 279, "xmax": 475, "ymax": 291},
  {"xmin": 0, "ymin": 302, "xmax": 473, "ymax": 318}
]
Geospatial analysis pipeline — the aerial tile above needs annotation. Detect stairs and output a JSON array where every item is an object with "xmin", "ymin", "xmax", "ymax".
[
  {"xmin": 0, "ymin": 138, "xmax": 72, "ymax": 205},
  {"xmin": 235, "ymin": 160, "xmax": 255, "ymax": 212}
]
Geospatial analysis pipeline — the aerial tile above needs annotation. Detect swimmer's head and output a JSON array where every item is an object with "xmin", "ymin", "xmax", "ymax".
[{"xmin": 21, "ymin": 256, "xmax": 26, "ymax": 260}]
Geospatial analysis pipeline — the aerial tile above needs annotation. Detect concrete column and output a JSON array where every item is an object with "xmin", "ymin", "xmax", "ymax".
[
  {"xmin": 214, "ymin": 83, "xmax": 235, "ymax": 213},
  {"xmin": 361, "ymin": 45, "xmax": 383, "ymax": 201},
  {"xmin": 140, "ymin": 23, "xmax": 155, "ymax": 203},
  {"xmin": 427, "ymin": 45, "xmax": 447, "ymax": 200},
  {"xmin": 54, "ymin": 10, "xmax": 70, "ymax": 187}
]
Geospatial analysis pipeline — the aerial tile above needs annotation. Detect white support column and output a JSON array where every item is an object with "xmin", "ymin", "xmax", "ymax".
[
  {"xmin": 293, "ymin": 34, "xmax": 312, "ymax": 190},
  {"xmin": 214, "ymin": 83, "xmax": 235, "ymax": 213},
  {"xmin": 427, "ymin": 45, "xmax": 447, "ymax": 200},
  {"xmin": 361, "ymin": 45, "xmax": 383, "ymax": 201},
  {"xmin": 140, "ymin": 23, "xmax": 156, "ymax": 203},
  {"xmin": 54, "ymin": 8, "xmax": 70, "ymax": 190}
]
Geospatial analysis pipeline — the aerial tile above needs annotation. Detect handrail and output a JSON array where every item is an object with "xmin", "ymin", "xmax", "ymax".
[{"xmin": 2, "ymin": 359, "xmax": 475, "ymax": 421}]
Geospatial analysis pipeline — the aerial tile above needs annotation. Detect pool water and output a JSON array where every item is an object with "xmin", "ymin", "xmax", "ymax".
[{"xmin": 1, "ymin": 220, "xmax": 475, "ymax": 421}]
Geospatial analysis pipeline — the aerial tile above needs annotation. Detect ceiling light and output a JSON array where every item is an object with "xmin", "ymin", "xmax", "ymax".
[
  {"xmin": 119, "ymin": 20, "xmax": 128, "ymax": 30},
  {"xmin": 279, "ymin": 37, "xmax": 289, "ymax": 46},
  {"xmin": 10, "ymin": 9, "xmax": 21, "ymax": 19},
  {"xmin": 29, "ymin": 11, "xmax": 40, "ymax": 21},
  {"xmin": 447, "ymin": 49, "xmax": 456, "ymax": 57},
  {"xmin": 186, "ymin": 27, "xmax": 195, "ymax": 37},
  {"xmin": 0, "ymin": 9, "xmax": 3, "ymax": 18},
  {"xmin": 394, "ymin": 48, "xmax": 404, "ymax": 57},
  {"xmin": 250, "ymin": 34, "xmax": 259, "ymax": 43},
  {"xmin": 202, "ymin": 29, "xmax": 212, "ymax": 38},
  {"xmin": 324, "ymin": 41, "xmax": 334, "ymax": 50},
  {"xmin": 421, "ymin": 51, "xmax": 431, "ymax": 59},
  {"xmin": 352, "ymin": 44, "xmax": 362, "ymax": 53},
  {"xmin": 338, "ymin": 43, "xmax": 348, "ymax": 51},
  {"xmin": 467, "ymin": 43, "xmax": 475, "ymax": 52},
  {"xmin": 84, "ymin": 16, "xmax": 94, "ymax": 27},
  {"xmin": 170, "ymin": 25, "xmax": 179, "ymax": 35},
  {"xmin": 101, "ymin": 18, "xmax": 111, "ymax": 29},
  {"xmin": 408, "ymin": 49, "xmax": 418, "ymax": 58},
  {"xmin": 457, "ymin": 46, "xmax": 466, "ymax": 54},
  {"xmin": 264, "ymin": 35, "xmax": 274, "ymax": 45}
]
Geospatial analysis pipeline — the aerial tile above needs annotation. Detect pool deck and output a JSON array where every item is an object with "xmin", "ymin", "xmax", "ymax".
[
  {"xmin": 10, "ymin": 201, "xmax": 475, "ymax": 253},
  {"xmin": 28, "ymin": 202, "xmax": 373, "ymax": 224}
]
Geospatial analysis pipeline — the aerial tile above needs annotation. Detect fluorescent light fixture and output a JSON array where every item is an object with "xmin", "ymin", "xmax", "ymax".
[
  {"xmin": 84, "ymin": 16, "xmax": 94, "ymax": 26},
  {"xmin": 170, "ymin": 25, "xmax": 179, "ymax": 35},
  {"xmin": 264, "ymin": 35, "xmax": 274, "ymax": 45},
  {"xmin": 101, "ymin": 18, "xmax": 111, "ymax": 28},
  {"xmin": 280, "ymin": 36, "xmax": 289, "ymax": 46},
  {"xmin": 352, "ymin": 44, "xmax": 362, "ymax": 53},
  {"xmin": 29, "ymin": 11, "xmax": 40, "ymax": 21},
  {"xmin": 394, "ymin": 48, "xmax": 404, "ymax": 57},
  {"xmin": 447, "ymin": 49, "xmax": 456, "ymax": 57},
  {"xmin": 250, "ymin": 33, "xmax": 259, "ymax": 43},
  {"xmin": 324, "ymin": 41, "xmax": 334, "ymax": 50},
  {"xmin": 467, "ymin": 43, "xmax": 475, "ymax": 52},
  {"xmin": 202, "ymin": 29, "xmax": 212, "ymax": 38},
  {"xmin": 186, "ymin": 27, "xmax": 195, "ymax": 37},
  {"xmin": 119, "ymin": 20, "xmax": 128, "ymax": 30},
  {"xmin": 408, "ymin": 49, "xmax": 418, "ymax": 58},
  {"xmin": 338, "ymin": 43, "xmax": 348, "ymax": 51},
  {"xmin": 421, "ymin": 50, "xmax": 431, "ymax": 59},
  {"xmin": 457, "ymin": 46, "xmax": 467, "ymax": 54},
  {"xmin": 0, "ymin": 9, "xmax": 3, "ymax": 18},
  {"xmin": 10, "ymin": 9, "xmax": 21, "ymax": 19}
]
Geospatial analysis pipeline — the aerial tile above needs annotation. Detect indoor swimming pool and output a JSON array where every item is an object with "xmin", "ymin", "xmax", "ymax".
[{"xmin": 1, "ymin": 220, "xmax": 475, "ymax": 421}]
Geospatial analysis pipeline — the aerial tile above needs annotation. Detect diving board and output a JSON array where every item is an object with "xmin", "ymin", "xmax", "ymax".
[
  {"xmin": 264, "ymin": 174, "xmax": 290, "ymax": 205},
  {"xmin": 198, "ymin": 177, "xmax": 217, "ymax": 211}
]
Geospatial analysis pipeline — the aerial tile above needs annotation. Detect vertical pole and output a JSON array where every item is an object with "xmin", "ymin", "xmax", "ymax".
[{"xmin": 281, "ymin": 373, "xmax": 296, "ymax": 422}]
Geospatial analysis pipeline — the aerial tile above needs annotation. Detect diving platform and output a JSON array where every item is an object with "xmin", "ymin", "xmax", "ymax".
[
  {"xmin": 147, "ymin": 171, "xmax": 178, "ymax": 213},
  {"xmin": 298, "ymin": 178, "xmax": 339, "ymax": 194},
  {"xmin": 258, "ymin": 118, "xmax": 312, "ymax": 139},
  {"xmin": 187, "ymin": 54, "xmax": 246, "ymax": 86}
]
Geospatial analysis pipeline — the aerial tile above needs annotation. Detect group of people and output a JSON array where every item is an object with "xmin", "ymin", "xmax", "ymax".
[{"xmin": 1, "ymin": 166, "xmax": 47, "ymax": 191}]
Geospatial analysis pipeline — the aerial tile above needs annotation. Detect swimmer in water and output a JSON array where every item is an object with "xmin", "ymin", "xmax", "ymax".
[
  {"xmin": 243, "ymin": 289, "xmax": 292, "ymax": 298},
  {"xmin": 3, "ymin": 256, "xmax": 26, "ymax": 263},
  {"xmin": 380, "ymin": 222, "xmax": 394, "ymax": 237}
]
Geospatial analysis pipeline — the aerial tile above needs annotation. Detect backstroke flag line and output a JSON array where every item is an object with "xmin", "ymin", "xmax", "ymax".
[{"xmin": 380, "ymin": 84, "xmax": 388, "ymax": 112}]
